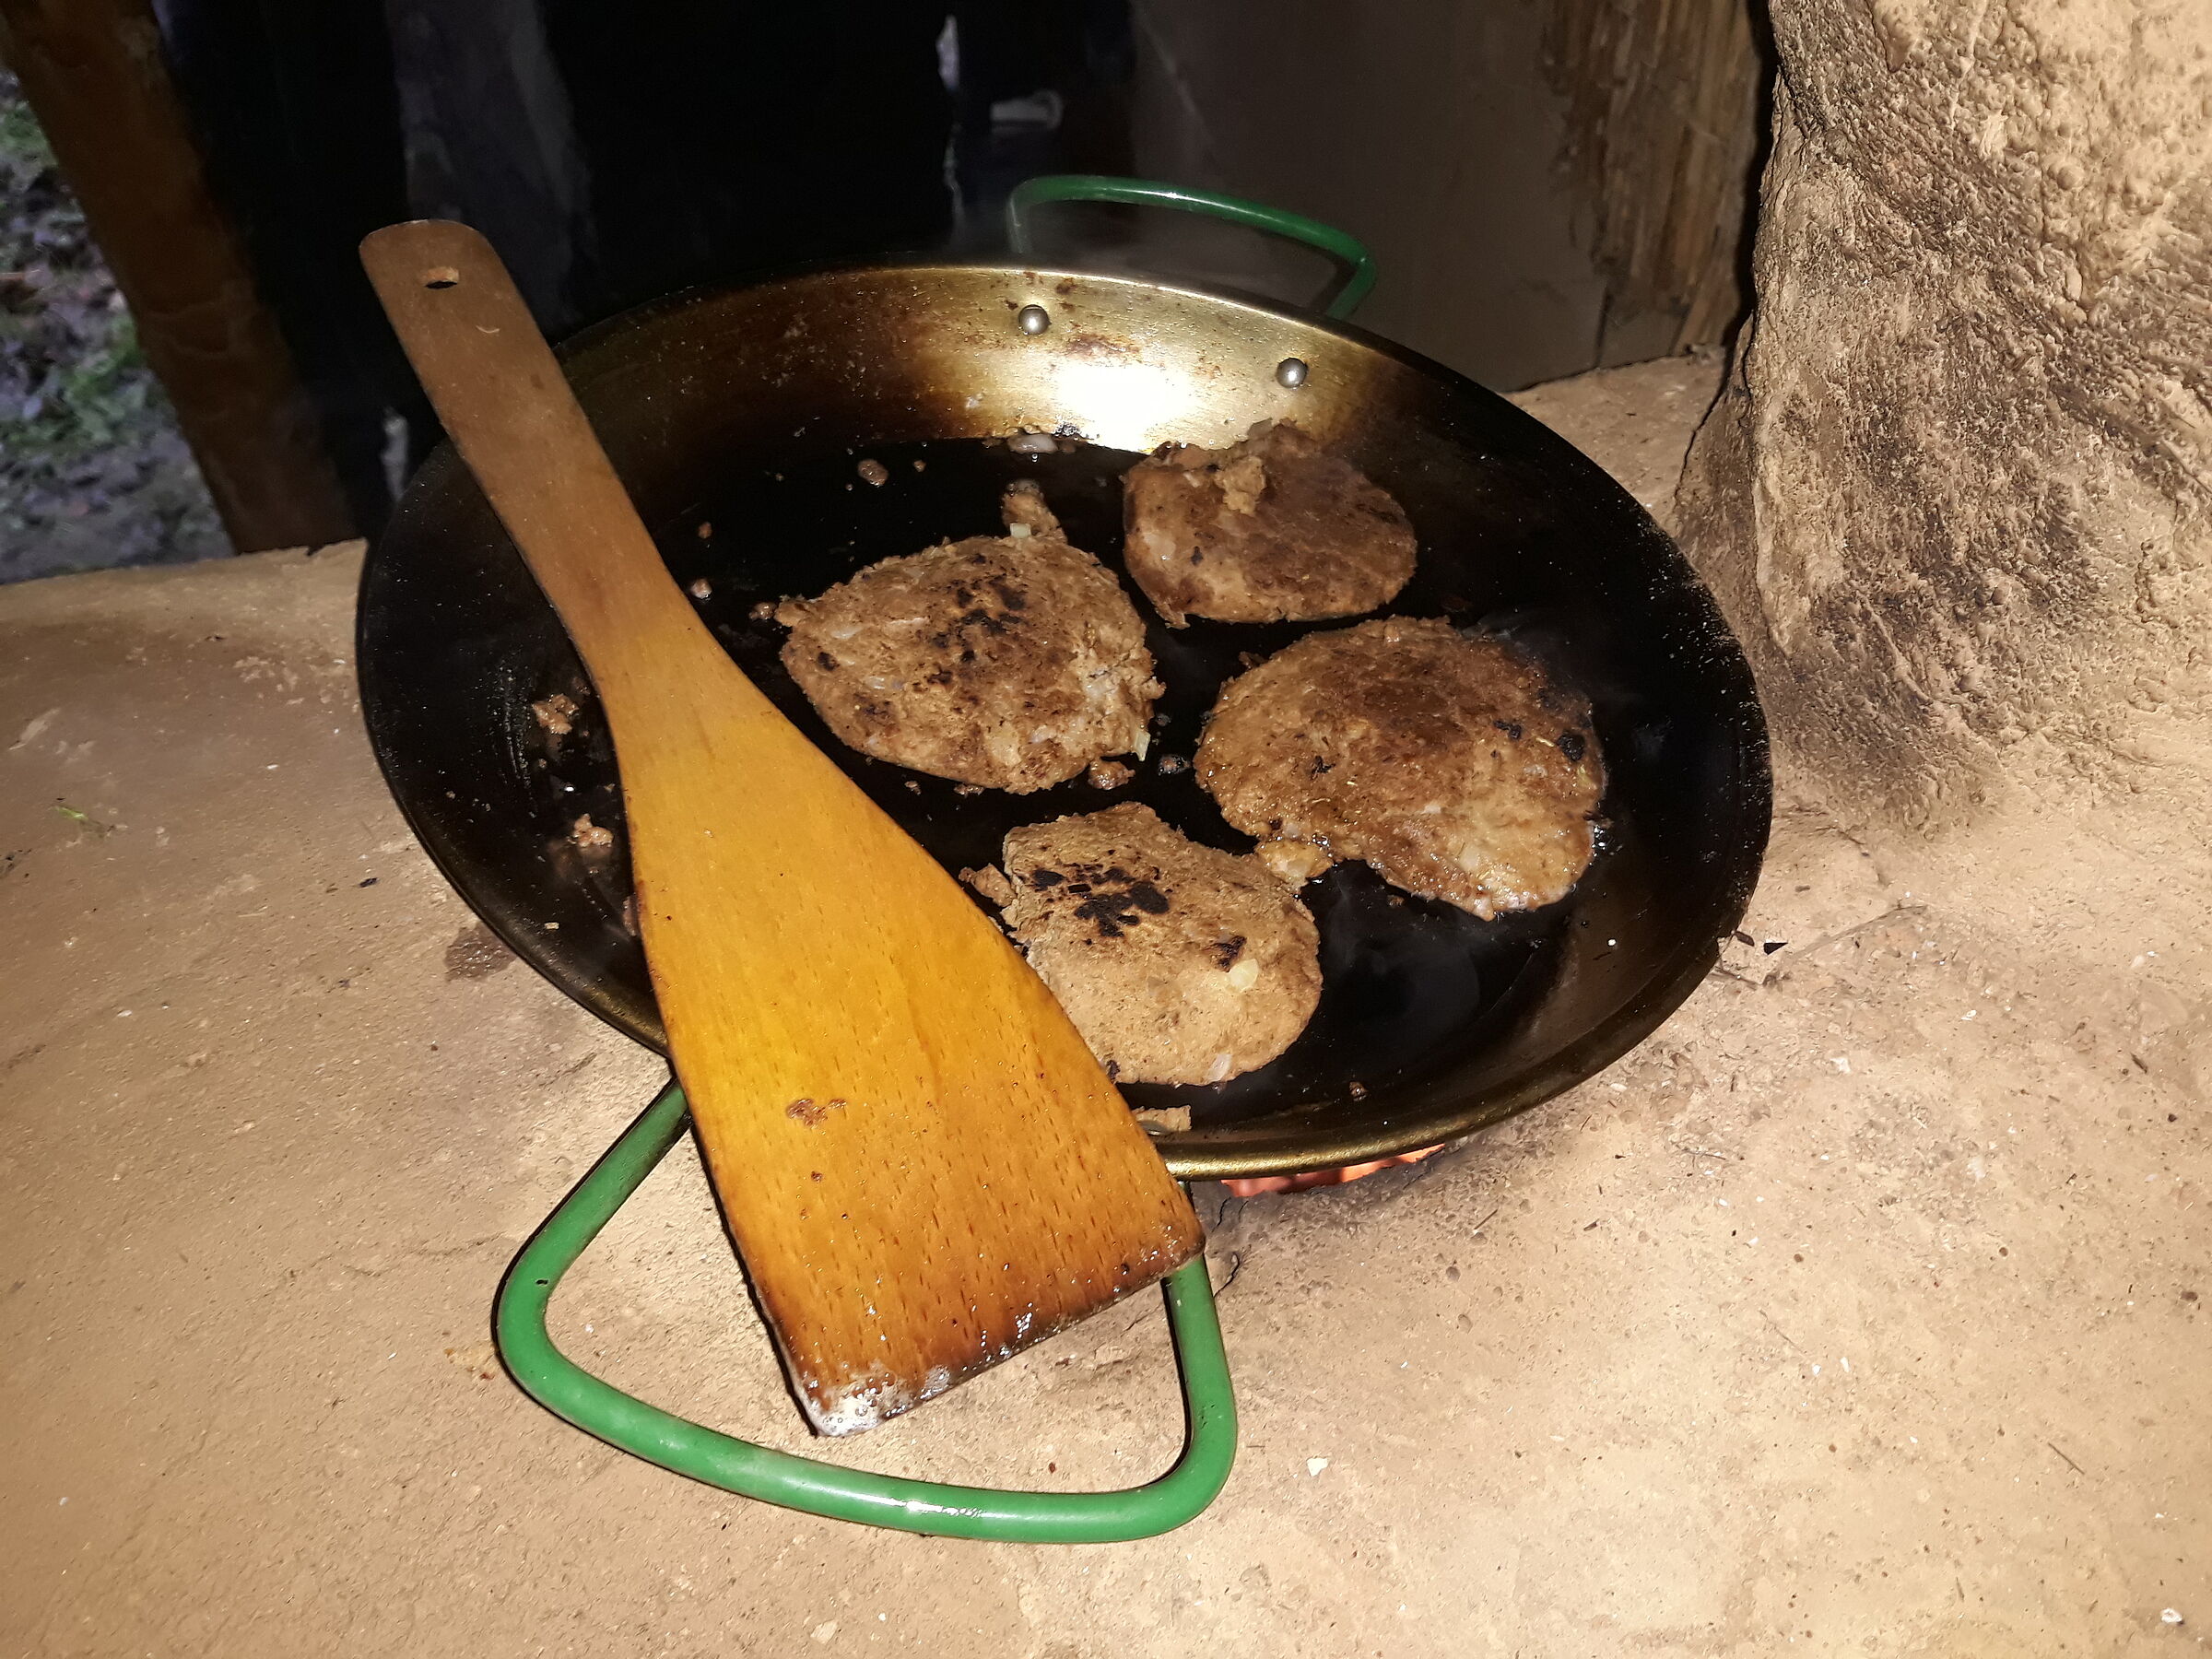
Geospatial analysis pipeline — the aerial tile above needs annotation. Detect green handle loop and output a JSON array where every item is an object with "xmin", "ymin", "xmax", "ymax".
[
  {"xmin": 1006, "ymin": 173, "xmax": 1376, "ymax": 320},
  {"xmin": 495, "ymin": 1080, "xmax": 1239, "ymax": 1541}
]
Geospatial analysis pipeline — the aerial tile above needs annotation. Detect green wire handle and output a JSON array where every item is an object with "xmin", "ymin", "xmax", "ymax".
[
  {"xmin": 1006, "ymin": 173, "xmax": 1376, "ymax": 320},
  {"xmin": 495, "ymin": 1080, "xmax": 1238, "ymax": 1542}
]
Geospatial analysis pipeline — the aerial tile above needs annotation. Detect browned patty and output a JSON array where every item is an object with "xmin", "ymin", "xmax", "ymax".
[
  {"xmin": 988, "ymin": 804, "xmax": 1321, "ymax": 1086},
  {"xmin": 778, "ymin": 485, "xmax": 1159, "ymax": 793},
  {"xmin": 1196, "ymin": 617, "xmax": 1606, "ymax": 918},
  {"xmin": 1122, "ymin": 419, "xmax": 1418, "ymax": 626}
]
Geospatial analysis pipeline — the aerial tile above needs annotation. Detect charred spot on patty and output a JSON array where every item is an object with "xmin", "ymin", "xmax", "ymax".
[{"xmin": 1124, "ymin": 879, "xmax": 1171, "ymax": 914}]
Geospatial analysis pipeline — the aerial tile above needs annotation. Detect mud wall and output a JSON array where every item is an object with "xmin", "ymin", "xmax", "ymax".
[
  {"xmin": 1129, "ymin": 0, "xmax": 1765, "ymax": 389},
  {"xmin": 1677, "ymin": 0, "xmax": 2212, "ymax": 830}
]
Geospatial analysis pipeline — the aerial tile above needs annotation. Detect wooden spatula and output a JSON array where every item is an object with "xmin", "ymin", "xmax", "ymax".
[{"xmin": 362, "ymin": 221, "xmax": 1202, "ymax": 1435}]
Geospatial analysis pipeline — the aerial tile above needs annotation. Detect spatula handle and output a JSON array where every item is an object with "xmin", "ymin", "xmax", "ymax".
[
  {"xmin": 359, "ymin": 220, "xmax": 716, "ymax": 702},
  {"xmin": 361, "ymin": 218, "xmax": 1204, "ymax": 1434}
]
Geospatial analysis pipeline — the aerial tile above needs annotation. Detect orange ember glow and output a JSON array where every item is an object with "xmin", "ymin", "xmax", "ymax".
[{"xmin": 1219, "ymin": 1143, "xmax": 1445, "ymax": 1198}]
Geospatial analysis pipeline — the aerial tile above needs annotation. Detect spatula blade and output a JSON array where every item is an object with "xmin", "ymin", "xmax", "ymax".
[{"xmin": 361, "ymin": 219, "xmax": 1204, "ymax": 1432}]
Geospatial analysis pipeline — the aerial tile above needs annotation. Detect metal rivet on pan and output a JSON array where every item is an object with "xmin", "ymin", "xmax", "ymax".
[
  {"xmin": 1276, "ymin": 357, "xmax": 1310, "ymax": 388},
  {"xmin": 1017, "ymin": 304, "xmax": 1051, "ymax": 335}
]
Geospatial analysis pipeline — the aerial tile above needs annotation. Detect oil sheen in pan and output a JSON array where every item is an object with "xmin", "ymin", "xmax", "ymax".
[{"xmin": 533, "ymin": 433, "xmax": 1598, "ymax": 1132}]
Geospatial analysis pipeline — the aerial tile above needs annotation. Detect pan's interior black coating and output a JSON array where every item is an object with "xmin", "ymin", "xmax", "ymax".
[
  {"xmin": 357, "ymin": 265, "xmax": 1770, "ymax": 1179},
  {"xmin": 657, "ymin": 435, "xmax": 1562, "ymax": 1128}
]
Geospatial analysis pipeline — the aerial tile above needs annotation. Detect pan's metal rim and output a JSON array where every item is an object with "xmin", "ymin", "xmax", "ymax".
[
  {"xmin": 1160, "ymin": 938, "xmax": 1733, "ymax": 1181},
  {"xmin": 359, "ymin": 257, "xmax": 1771, "ymax": 1181}
]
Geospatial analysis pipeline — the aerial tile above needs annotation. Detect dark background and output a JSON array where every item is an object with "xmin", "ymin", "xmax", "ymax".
[{"xmin": 0, "ymin": 0, "xmax": 1769, "ymax": 578}]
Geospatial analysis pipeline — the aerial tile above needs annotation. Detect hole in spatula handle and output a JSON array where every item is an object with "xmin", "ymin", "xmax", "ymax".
[{"xmin": 422, "ymin": 266, "xmax": 460, "ymax": 289}]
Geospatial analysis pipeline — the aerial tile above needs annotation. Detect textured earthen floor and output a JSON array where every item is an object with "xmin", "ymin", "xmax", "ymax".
[{"xmin": 4, "ymin": 357, "xmax": 2205, "ymax": 1657}]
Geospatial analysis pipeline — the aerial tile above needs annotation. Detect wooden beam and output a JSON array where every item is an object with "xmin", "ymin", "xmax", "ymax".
[
  {"xmin": 1547, "ymin": 0, "xmax": 1769, "ymax": 361},
  {"xmin": 0, "ymin": 0, "xmax": 356, "ymax": 551}
]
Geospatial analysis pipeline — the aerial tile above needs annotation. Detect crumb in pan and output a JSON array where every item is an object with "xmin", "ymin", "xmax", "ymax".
[{"xmin": 530, "ymin": 692, "xmax": 580, "ymax": 736}]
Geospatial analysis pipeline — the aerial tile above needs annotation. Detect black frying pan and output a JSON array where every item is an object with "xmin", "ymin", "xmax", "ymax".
[{"xmin": 357, "ymin": 261, "xmax": 1768, "ymax": 1180}]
